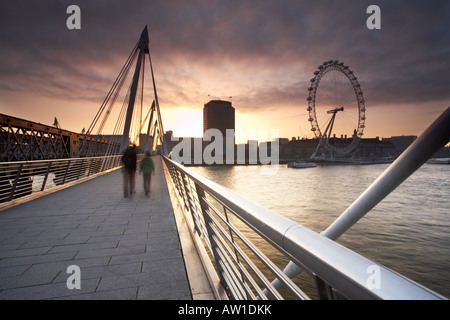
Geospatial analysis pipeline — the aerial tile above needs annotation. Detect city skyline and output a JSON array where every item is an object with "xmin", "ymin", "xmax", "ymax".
[{"xmin": 0, "ymin": 1, "xmax": 449, "ymax": 144}]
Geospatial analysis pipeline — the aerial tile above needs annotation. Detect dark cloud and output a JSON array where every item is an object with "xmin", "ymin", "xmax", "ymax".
[{"xmin": 0, "ymin": 0, "xmax": 449, "ymax": 122}]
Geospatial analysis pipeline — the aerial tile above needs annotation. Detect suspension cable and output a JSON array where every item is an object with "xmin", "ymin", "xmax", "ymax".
[{"xmin": 87, "ymin": 41, "xmax": 140, "ymax": 135}]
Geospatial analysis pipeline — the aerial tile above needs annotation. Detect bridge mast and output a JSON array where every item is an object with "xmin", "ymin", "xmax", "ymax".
[{"xmin": 120, "ymin": 26, "xmax": 150, "ymax": 154}]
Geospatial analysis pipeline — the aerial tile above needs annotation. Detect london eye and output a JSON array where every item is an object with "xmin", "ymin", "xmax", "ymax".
[{"xmin": 307, "ymin": 60, "xmax": 366, "ymax": 159}]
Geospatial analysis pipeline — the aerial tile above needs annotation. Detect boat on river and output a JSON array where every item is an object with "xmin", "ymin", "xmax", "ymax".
[{"xmin": 287, "ymin": 161, "xmax": 317, "ymax": 168}]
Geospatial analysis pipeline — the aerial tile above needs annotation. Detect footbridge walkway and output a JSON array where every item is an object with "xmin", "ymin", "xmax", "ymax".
[{"xmin": 0, "ymin": 156, "xmax": 214, "ymax": 300}]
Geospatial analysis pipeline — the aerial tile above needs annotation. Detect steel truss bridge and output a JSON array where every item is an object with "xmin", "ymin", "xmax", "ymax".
[
  {"xmin": 0, "ymin": 113, "xmax": 117, "ymax": 162},
  {"xmin": 0, "ymin": 26, "xmax": 449, "ymax": 300}
]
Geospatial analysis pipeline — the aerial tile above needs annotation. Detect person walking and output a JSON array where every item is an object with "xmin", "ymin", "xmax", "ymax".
[
  {"xmin": 139, "ymin": 151, "xmax": 155, "ymax": 197},
  {"xmin": 122, "ymin": 144, "xmax": 137, "ymax": 197}
]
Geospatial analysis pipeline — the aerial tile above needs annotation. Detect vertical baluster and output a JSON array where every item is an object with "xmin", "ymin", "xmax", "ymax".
[
  {"xmin": 40, "ymin": 161, "xmax": 52, "ymax": 191},
  {"xmin": 9, "ymin": 163, "xmax": 23, "ymax": 201},
  {"xmin": 62, "ymin": 160, "xmax": 71, "ymax": 185}
]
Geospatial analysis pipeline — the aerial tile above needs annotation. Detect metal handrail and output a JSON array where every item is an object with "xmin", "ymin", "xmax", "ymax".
[
  {"xmin": 163, "ymin": 154, "xmax": 445, "ymax": 300},
  {"xmin": 0, "ymin": 155, "xmax": 123, "ymax": 204}
]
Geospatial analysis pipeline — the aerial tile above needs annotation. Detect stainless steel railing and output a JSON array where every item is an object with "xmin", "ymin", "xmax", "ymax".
[
  {"xmin": 163, "ymin": 156, "xmax": 444, "ymax": 300},
  {"xmin": 162, "ymin": 107, "xmax": 449, "ymax": 300},
  {"xmin": 0, "ymin": 155, "xmax": 122, "ymax": 204}
]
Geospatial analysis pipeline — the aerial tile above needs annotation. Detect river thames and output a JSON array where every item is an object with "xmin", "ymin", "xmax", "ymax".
[{"xmin": 190, "ymin": 162, "xmax": 450, "ymax": 298}]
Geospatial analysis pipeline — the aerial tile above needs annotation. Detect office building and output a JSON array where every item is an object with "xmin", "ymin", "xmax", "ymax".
[{"xmin": 203, "ymin": 100, "xmax": 235, "ymax": 136}]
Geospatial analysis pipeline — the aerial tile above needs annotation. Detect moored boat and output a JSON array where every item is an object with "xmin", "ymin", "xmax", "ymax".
[{"xmin": 287, "ymin": 161, "xmax": 317, "ymax": 168}]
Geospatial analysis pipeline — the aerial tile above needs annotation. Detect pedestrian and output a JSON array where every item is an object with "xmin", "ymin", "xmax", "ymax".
[
  {"xmin": 122, "ymin": 144, "xmax": 137, "ymax": 197},
  {"xmin": 139, "ymin": 151, "xmax": 155, "ymax": 197}
]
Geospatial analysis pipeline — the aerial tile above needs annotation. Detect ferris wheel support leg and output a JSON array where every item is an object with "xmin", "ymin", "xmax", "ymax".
[{"xmin": 269, "ymin": 106, "xmax": 450, "ymax": 297}]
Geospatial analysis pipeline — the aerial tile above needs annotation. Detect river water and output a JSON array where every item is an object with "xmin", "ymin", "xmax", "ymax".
[{"xmin": 189, "ymin": 162, "xmax": 450, "ymax": 298}]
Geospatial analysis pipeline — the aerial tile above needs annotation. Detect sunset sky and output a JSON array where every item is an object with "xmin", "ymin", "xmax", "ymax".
[{"xmin": 0, "ymin": 0, "xmax": 449, "ymax": 144}]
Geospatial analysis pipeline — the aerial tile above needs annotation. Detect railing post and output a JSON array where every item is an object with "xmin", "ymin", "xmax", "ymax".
[
  {"xmin": 40, "ymin": 161, "xmax": 52, "ymax": 191},
  {"xmin": 61, "ymin": 160, "xmax": 71, "ymax": 185},
  {"xmin": 9, "ymin": 163, "xmax": 23, "ymax": 201},
  {"xmin": 314, "ymin": 276, "xmax": 333, "ymax": 300}
]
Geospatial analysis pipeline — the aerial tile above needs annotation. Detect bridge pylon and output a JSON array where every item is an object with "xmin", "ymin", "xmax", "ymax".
[{"xmin": 80, "ymin": 25, "xmax": 166, "ymax": 157}]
